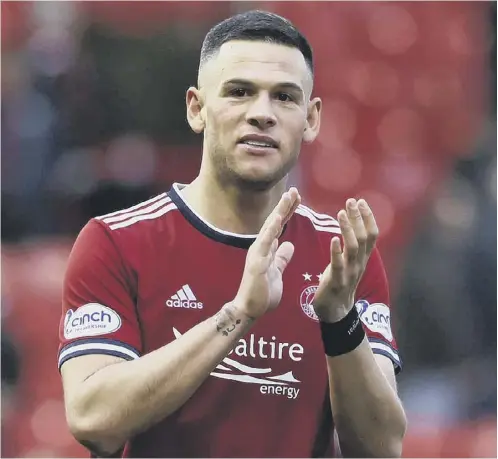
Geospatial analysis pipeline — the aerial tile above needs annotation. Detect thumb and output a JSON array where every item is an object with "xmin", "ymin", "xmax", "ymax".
[{"xmin": 274, "ymin": 241, "xmax": 295, "ymax": 274}]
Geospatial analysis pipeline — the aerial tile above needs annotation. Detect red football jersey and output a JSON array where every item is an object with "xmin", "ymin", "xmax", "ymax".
[{"xmin": 58, "ymin": 183, "xmax": 402, "ymax": 458}]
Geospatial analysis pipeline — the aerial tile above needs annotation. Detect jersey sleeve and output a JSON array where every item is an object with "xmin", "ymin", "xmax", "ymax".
[
  {"xmin": 355, "ymin": 247, "xmax": 402, "ymax": 373},
  {"xmin": 58, "ymin": 219, "xmax": 142, "ymax": 370}
]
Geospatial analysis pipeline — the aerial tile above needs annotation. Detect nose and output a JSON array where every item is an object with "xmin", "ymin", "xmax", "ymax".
[{"xmin": 245, "ymin": 93, "xmax": 277, "ymax": 129}]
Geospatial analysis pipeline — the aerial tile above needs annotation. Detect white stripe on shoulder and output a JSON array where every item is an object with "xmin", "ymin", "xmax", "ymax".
[
  {"xmin": 109, "ymin": 202, "xmax": 178, "ymax": 230},
  {"xmin": 295, "ymin": 207, "xmax": 341, "ymax": 234},
  {"xmin": 95, "ymin": 193, "xmax": 168, "ymax": 220},
  {"xmin": 101, "ymin": 197, "xmax": 171, "ymax": 224},
  {"xmin": 298, "ymin": 204, "xmax": 339, "ymax": 223}
]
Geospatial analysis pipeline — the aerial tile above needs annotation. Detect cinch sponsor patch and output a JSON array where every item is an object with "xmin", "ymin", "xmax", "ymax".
[
  {"xmin": 355, "ymin": 300, "xmax": 393, "ymax": 341},
  {"xmin": 64, "ymin": 303, "xmax": 121, "ymax": 339}
]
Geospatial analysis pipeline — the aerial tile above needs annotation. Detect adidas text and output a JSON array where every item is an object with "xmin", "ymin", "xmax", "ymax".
[
  {"xmin": 166, "ymin": 299, "xmax": 203, "ymax": 309},
  {"xmin": 167, "ymin": 284, "xmax": 203, "ymax": 309}
]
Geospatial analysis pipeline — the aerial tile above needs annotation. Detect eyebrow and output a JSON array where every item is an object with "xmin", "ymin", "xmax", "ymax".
[{"xmin": 221, "ymin": 79, "xmax": 304, "ymax": 96}]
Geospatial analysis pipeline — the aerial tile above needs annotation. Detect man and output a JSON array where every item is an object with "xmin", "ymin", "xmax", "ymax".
[{"xmin": 58, "ymin": 10, "xmax": 407, "ymax": 458}]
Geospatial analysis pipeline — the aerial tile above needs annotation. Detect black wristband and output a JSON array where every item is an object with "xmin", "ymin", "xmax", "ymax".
[{"xmin": 320, "ymin": 306, "xmax": 365, "ymax": 357}]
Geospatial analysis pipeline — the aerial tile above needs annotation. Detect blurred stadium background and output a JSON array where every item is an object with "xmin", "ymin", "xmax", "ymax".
[{"xmin": 1, "ymin": 1, "xmax": 496, "ymax": 457}]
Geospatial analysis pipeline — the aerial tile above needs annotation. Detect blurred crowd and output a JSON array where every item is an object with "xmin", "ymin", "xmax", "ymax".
[{"xmin": 1, "ymin": 2, "xmax": 496, "ymax": 457}]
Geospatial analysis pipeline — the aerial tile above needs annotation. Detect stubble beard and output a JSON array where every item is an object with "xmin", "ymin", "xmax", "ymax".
[{"xmin": 210, "ymin": 144, "xmax": 299, "ymax": 192}]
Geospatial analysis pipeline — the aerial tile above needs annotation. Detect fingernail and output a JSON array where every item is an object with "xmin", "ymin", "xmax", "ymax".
[
  {"xmin": 359, "ymin": 200, "xmax": 367, "ymax": 210},
  {"xmin": 347, "ymin": 199, "xmax": 356, "ymax": 209}
]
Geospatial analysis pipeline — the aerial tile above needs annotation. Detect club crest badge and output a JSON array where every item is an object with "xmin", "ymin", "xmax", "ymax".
[{"xmin": 299, "ymin": 285, "xmax": 319, "ymax": 321}]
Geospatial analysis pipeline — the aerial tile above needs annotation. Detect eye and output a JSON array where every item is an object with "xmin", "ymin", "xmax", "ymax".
[
  {"xmin": 229, "ymin": 88, "xmax": 249, "ymax": 97},
  {"xmin": 276, "ymin": 92, "xmax": 294, "ymax": 102}
]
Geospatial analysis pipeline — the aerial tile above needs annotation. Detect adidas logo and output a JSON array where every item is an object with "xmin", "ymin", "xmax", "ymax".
[{"xmin": 166, "ymin": 284, "xmax": 203, "ymax": 309}]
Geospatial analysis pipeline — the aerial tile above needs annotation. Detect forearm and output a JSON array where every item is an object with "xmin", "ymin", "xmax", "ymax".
[
  {"xmin": 69, "ymin": 302, "xmax": 254, "ymax": 453},
  {"xmin": 326, "ymin": 338, "xmax": 406, "ymax": 458}
]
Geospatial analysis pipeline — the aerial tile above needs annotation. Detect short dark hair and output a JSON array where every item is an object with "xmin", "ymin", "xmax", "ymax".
[{"xmin": 200, "ymin": 10, "xmax": 314, "ymax": 75}]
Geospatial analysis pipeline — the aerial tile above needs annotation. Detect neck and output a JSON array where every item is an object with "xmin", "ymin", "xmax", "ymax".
[{"xmin": 181, "ymin": 174, "xmax": 287, "ymax": 235}]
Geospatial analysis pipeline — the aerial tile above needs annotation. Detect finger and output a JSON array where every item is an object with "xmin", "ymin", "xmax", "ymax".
[
  {"xmin": 288, "ymin": 186, "xmax": 299, "ymax": 202},
  {"xmin": 329, "ymin": 236, "xmax": 345, "ymax": 290},
  {"xmin": 274, "ymin": 241, "xmax": 295, "ymax": 274},
  {"xmin": 338, "ymin": 209, "xmax": 358, "ymax": 264},
  {"xmin": 346, "ymin": 198, "xmax": 367, "ymax": 262},
  {"xmin": 255, "ymin": 188, "xmax": 299, "ymax": 256},
  {"xmin": 260, "ymin": 191, "xmax": 292, "ymax": 235},
  {"xmin": 270, "ymin": 239, "xmax": 279, "ymax": 258},
  {"xmin": 358, "ymin": 199, "xmax": 379, "ymax": 255},
  {"xmin": 255, "ymin": 213, "xmax": 282, "ymax": 256},
  {"xmin": 276, "ymin": 189, "xmax": 296, "ymax": 220},
  {"xmin": 281, "ymin": 188, "xmax": 301, "ymax": 228},
  {"xmin": 282, "ymin": 187, "xmax": 299, "ymax": 222}
]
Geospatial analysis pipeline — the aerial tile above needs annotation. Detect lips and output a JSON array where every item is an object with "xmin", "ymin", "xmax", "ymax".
[{"xmin": 238, "ymin": 134, "xmax": 278, "ymax": 149}]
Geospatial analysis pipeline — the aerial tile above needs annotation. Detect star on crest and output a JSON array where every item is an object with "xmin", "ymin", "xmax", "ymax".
[{"xmin": 303, "ymin": 272, "xmax": 312, "ymax": 281}]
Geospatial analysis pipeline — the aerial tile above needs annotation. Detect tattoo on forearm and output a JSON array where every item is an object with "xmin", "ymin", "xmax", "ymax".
[{"xmin": 215, "ymin": 304, "xmax": 242, "ymax": 336}]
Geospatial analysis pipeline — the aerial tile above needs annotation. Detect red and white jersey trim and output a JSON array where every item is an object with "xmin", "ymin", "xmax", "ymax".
[
  {"xmin": 95, "ymin": 194, "xmax": 178, "ymax": 231},
  {"xmin": 99, "ymin": 197, "xmax": 172, "ymax": 225},
  {"xmin": 58, "ymin": 339, "xmax": 140, "ymax": 369},
  {"xmin": 95, "ymin": 192, "xmax": 168, "ymax": 220},
  {"xmin": 108, "ymin": 202, "xmax": 178, "ymax": 230},
  {"xmin": 295, "ymin": 205, "xmax": 341, "ymax": 234}
]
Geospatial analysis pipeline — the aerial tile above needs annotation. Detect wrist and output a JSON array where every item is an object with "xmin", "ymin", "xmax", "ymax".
[
  {"xmin": 224, "ymin": 301, "xmax": 257, "ymax": 325},
  {"xmin": 319, "ymin": 306, "xmax": 365, "ymax": 357},
  {"xmin": 314, "ymin": 301, "xmax": 352, "ymax": 323},
  {"xmin": 230, "ymin": 293, "xmax": 264, "ymax": 321},
  {"xmin": 314, "ymin": 306, "xmax": 349, "ymax": 323},
  {"xmin": 213, "ymin": 302, "xmax": 255, "ymax": 338}
]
